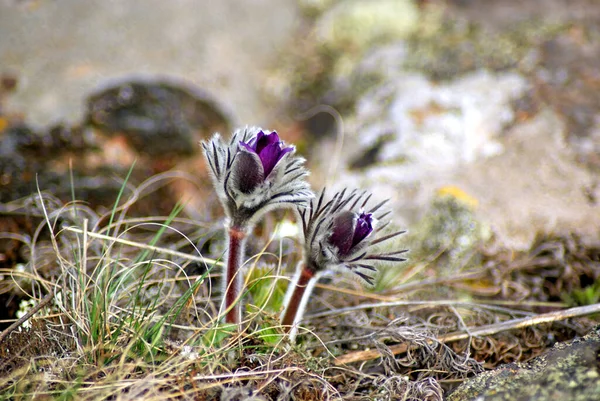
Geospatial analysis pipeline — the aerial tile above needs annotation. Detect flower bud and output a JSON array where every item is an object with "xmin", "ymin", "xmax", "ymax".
[
  {"xmin": 202, "ymin": 127, "xmax": 312, "ymax": 226},
  {"xmin": 329, "ymin": 210, "xmax": 374, "ymax": 257},
  {"xmin": 300, "ymin": 189, "xmax": 407, "ymax": 285}
]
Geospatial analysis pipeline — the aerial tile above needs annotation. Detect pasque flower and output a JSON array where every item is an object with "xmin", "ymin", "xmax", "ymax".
[
  {"xmin": 202, "ymin": 127, "xmax": 312, "ymax": 324},
  {"xmin": 203, "ymin": 127, "xmax": 311, "ymax": 225},
  {"xmin": 281, "ymin": 188, "xmax": 407, "ymax": 340}
]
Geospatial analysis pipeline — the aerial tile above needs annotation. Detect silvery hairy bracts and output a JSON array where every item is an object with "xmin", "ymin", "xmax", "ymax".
[{"xmin": 299, "ymin": 188, "xmax": 408, "ymax": 285}]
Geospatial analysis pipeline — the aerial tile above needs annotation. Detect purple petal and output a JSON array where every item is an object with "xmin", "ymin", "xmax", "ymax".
[
  {"xmin": 329, "ymin": 210, "xmax": 357, "ymax": 257},
  {"xmin": 257, "ymin": 142, "xmax": 284, "ymax": 177},
  {"xmin": 255, "ymin": 131, "xmax": 280, "ymax": 154},
  {"xmin": 280, "ymin": 145, "xmax": 294, "ymax": 162},
  {"xmin": 352, "ymin": 212, "xmax": 374, "ymax": 248},
  {"xmin": 239, "ymin": 131, "xmax": 294, "ymax": 180}
]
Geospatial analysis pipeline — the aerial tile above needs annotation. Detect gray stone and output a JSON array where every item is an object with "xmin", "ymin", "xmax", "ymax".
[{"xmin": 447, "ymin": 326, "xmax": 600, "ymax": 401}]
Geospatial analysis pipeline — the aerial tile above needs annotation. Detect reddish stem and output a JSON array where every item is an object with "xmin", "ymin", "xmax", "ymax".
[
  {"xmin": 224, "ymin": 225, "xmax": 246, "ymax": 324},
  {"xmin": 281, "ymin": 266, "xmax": 315, "ymax": 331}
]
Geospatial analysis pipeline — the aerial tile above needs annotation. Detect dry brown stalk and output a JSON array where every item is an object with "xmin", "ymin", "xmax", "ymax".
[
  {"xmin": 334, "ymin": 302, "xmax": 600, "ymax": 365},
  {"xmin": 64, "ymin": 226, "xmax": 222, "ymax": 266}
]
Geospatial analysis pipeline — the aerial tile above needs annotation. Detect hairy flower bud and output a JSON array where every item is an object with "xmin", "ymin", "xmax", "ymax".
[
  {"xmin": 299, "ymin": 188, "xmax": 407, "ymax": 285},
  {"xmin": 202, "ymin": 127, "xmax": 312, "ymax": 226},
  {"xmin": 282, "ymin": 188, "xmax": 408, "ymax": 340},
  {"xmin": 203, "ymin": 127, "xmax": 312, "ymax": 325},
  {"xmin": 329, "ymin": 210, "xmax": 374, "ymax": 257}
]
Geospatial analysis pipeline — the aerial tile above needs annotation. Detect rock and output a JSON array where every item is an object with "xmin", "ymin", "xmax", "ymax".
[
  {"xmin": 86, "ymin": 78, "xmax": 232, "ymax": 158},
  {"xmin": 323, "ymin": 1, "xmax": 419, "ymax": 93},
  {"xmin": 447, "ymin": 325, "xmax": 600, "ymax": 401},
  {"xmin": 348, "ymin": 68, "xmax": 527, "ymax": 177},
  {"xmin": 312, "ymin": 39, "xmax": 599, "ymax": 249},
  {"xmin": 0, "ymin": 123, "xmax": 101, "ymax": 203}
]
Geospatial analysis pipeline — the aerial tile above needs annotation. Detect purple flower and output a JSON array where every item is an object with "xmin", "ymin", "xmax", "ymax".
[
  {"xmin": 202, "ymin": 127, "xmax": 312, "ymax": 225},
  {"xmin": 299, "ymin": 189, "xmax": 407, "ymax": 285},
  {"xmin": 240, "ymin": 131, "xmax": 293, "ymax": 179},
  {"xmin": 329, "ymin": 211, "xmax": 374, "ymax": 257}
]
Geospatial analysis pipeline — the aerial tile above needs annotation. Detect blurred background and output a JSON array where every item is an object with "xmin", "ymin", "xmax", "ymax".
[{"xmin": 1, "ymin": 0, "xmax": 599, "ymax": 254}]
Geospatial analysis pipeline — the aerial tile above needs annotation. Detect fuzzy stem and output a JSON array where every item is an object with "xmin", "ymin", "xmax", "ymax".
[
  {"xmin": 281, "ymin": 264, "xmax": 317, "ymax": 340},
  {"xmin": 223, "ymin": 225, "xmax": 247, "ymax": 324}
]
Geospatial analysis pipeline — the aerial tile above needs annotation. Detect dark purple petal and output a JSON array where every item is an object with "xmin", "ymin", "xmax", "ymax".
[
  {"xmin": 254, "ymin": 131, "xmax": 280, "ymax": 154},
  {"xmin": 257, "ymin": 142, "xmax": 284, "ymax": 177},
  {"xmin": 352, "ymin": 212, "xmax": 374, "ymax": 248},
  {"xmin": 328, "ymin": 210, "xmax": 357, "ymax": 257},
  {"xmin": 257, "ymin": 141, "xmax": 280, "ymax": 175},
  {"xmin": 245, "ymin": 130, "xmax": 264, "ymax": 151},
  {"xmin": 233, "ymin": 150, "xmax": 264, "ymax": 194},
  {"xmin": 239, "ymin": 130, "xmax": 265, "ymax": 152}
]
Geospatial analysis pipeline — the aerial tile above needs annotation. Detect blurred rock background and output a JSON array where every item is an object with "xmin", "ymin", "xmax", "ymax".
[
  {"xmin": 1, "ymin": 0, "xmax": 599, "ymax": 250},
  {"xmin": 1, "ymin": 0, "xmax": 298, "ymax": 126}
]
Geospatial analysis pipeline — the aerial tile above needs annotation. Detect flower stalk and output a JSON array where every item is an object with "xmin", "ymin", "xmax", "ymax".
[
  {"xmin": 280, "ymin": 264, "xmax": 316, "ymax": 331},
  {"xmin": 223, "ymin": 225, "xmax": 247, "ymax": 324}
]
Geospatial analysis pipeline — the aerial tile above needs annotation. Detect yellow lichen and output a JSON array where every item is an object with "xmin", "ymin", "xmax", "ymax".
[{"xmin": 436, "ymin": 185, "xmax": 479, "ymax": 208}]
